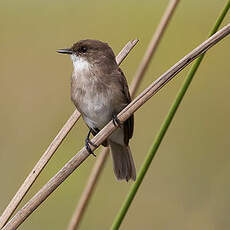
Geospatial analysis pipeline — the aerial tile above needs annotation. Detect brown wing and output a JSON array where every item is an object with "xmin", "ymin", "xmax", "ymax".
[{"xmin": 117, "ymin": 68, "xmax": 134, "ymax": 145}]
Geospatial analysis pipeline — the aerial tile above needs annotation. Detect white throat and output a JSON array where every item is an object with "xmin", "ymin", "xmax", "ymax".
[{"xmin": 71, "ymin": 54, "xmax": 91, "ymax": 73}]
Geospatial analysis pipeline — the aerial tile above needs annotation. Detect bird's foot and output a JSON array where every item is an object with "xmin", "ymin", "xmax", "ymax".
[
  {"xmin": 112, "ymin": 114, "xmax": 122, "ymax": 128},
  {"xmin": 85, "ymin": 129, "xmax": 98, "ymax": 157},
  {"xmin": 85, "ymin": 139, "xmax": 97, "ymax": 157}
]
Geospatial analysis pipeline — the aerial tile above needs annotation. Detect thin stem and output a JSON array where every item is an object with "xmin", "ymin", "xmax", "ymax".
[
  {"xmin": 0, "ymin": 109, "xmax": 81, "ymax": 229},
  {"xmin": 67, "ymin": 1, "xmax": 180, "ymax": 229},
  {"xmin": 0, "ymin": 39, "xmax": 138, "ymax": 229},
  {"xmin": 2, "ymin": 23, "xmax": 230, "ymax": 230},
  {"xmin": 110, "ymin": 2, "xmax": 230, "ymax": 229},
  {"xmin": 130, "ymin": 0, "xmax": 180, "ymax": 95},
  {"xmin": 67, "ymin": 147, "xmax": 109, "ymax": 230}
]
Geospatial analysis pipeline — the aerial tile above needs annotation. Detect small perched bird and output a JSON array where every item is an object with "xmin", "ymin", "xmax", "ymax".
[{"xmin": 57, "ymin": 39, "xmax": 136, "ymax": 181}]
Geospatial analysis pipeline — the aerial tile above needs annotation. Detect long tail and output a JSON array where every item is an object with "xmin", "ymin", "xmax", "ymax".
[{"xmin": 109, "ymin": 141, "xmax": 136, "ymax": 181}]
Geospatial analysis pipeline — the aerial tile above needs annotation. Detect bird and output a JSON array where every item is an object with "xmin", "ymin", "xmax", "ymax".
[{"xmin": 57, "ymin": 39, "xmax": 136, "ymax": 181}]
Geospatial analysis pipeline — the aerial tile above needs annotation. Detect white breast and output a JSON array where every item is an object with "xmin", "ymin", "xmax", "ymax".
[
  {"xmin": 71, "ymin": 54, "xmax": 113, "ymax": 129},
  {"xmin": 71, "ymin": 54, "xmax": 91, "ymax": 73}
]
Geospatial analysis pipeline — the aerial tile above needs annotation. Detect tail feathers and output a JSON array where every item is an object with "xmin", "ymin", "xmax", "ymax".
[{"xmin": 109, "ymin": 141, "xmax": 136, "ymax": 181}]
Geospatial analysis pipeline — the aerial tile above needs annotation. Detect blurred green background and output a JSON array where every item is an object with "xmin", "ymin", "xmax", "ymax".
[{"xmin": 1, "ymin": 0, "xmax": 230, "ymax": 229}]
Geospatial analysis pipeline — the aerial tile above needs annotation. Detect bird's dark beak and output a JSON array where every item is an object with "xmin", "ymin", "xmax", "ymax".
[{"xmin": 56, "ymin": 48, "xmax": 73, "ymax": 55}]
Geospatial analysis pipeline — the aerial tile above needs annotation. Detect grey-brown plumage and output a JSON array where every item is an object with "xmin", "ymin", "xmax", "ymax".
[{"xmin": 57, "ymin": 39, "xmax": 136, "ymax": 181}]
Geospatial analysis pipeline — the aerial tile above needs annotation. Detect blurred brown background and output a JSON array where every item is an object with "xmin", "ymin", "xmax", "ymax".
[{"xmin": 1, "ymin": 0, "xmax": 230, "ymax": 229}]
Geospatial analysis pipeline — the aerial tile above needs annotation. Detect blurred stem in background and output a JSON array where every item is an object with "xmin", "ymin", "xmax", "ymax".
[{"xmin": 110, "ymin": 1, "xmax": 230, "ymax": 229}]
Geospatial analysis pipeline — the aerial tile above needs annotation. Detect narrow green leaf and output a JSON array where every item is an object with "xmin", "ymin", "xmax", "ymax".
[{"xmin": 111, "ymin": 1, "xmax": 230, "ymax": 229}]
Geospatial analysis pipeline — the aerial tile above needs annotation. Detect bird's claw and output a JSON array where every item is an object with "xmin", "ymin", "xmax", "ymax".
[
  {"xmin": 85, "ymin": 129, "xmax": 98, "ymax": 157},
  {"xmin": 85, "ymin": 139, "xmax": 97, "ymax": 157}
]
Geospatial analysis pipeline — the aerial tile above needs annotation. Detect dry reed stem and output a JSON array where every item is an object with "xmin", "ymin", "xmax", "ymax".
[
  {"xmin": 67, "ymin": 1, "xmax": 180, "ymax": 229},
  {"xmin": 68, "ymin": 147, "xmax": 109, "ymax": 230},
  {"xmin": 0, "ymin": 39, "xmax": 139, "ymax": 229},
  {"xmin": 2, "ymin": 23, "xmax": 230, "ymax": 230},
  {"xmin": 130, "ymin": 0, "xmax": 180, "ymax": 94},
  {"xmin": 0, "ymin": 109, "xmax": 81, "ymax": 229}
]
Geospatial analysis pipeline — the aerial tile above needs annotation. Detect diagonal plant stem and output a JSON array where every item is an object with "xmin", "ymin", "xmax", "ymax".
[
  {"xmin": 67, "ymin": 1, "xmax": 180, "ymax": 229},
  {"xmin": 0, "ymin": 39, "xmax": 138, "ymax": 229},
  {"xmin": 130, "ymin": 0, "xmax": 180, "ymax": 94},
  {"xmin": 67, "ymin": 147, "xmax": 109, "ymax": 230},
  {"xmin": 110, "ymin": 1, "xmax": 230, "ymax": 229},
  {"xmin": 0, "ymin": 109, "xmax": 81, "ymax": 229},
  {"xmin": 2, "ymin": 24, "xmax": 230, "ymax": 230}
]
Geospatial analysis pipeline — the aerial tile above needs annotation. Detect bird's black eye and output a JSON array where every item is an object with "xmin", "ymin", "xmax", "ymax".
[{"xmin": 79, "ymin": 46, "xmax": 87, "ymax": 53}]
